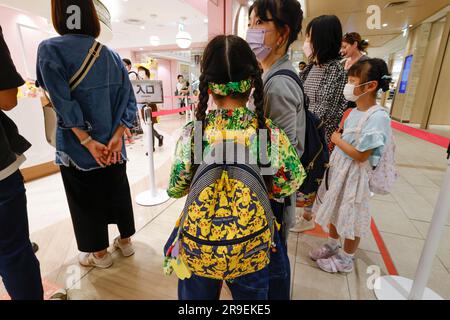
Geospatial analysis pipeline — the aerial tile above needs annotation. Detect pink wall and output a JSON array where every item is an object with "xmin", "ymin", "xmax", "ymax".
[
  {"xmin": 207, "ymin": 0, "xmax": 234, "ymax": 39},
  {"xmin": 156, "ymin": 58, "xmax": 179, "ymax": 109},
  {"xmin": 115, "ymin": 48, "xmax": 136, "ymax": 62},
  {"xmin": 0, "ymin": 5, "xmax": 53, "ymax": 79}
]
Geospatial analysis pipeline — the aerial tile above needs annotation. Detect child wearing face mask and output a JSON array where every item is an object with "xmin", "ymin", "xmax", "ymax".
[{"xmin": 309, "ymin": 58, "xmax": 392, "ymax": 274}]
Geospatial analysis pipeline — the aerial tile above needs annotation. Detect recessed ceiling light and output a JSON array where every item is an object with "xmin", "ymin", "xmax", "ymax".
[
  {"xmin": 139, "ymin": 48, "xmax": 144, "ymax": 51},
  {"xmin": 140, "ymin": 26, "xmax": 146, "ymax": 30},
  {"xmin": 382, "ymin": 23, "xmax": 389, "ymax": 27},
  {"xmin": 409, "ymin": 24, "xmax": 413, "ymax": 27}
]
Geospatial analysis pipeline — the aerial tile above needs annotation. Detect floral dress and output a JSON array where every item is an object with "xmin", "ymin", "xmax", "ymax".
[
  {"xmin": 313, "ymin": 106, "xmax": 391, "ymax": 240},
  {"xmin": 167, "ymin": 107, "xmax": 306, "ymax": 200}
]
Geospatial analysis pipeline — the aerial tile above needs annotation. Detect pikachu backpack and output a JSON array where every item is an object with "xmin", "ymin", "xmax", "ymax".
[{"xmin": 164, "ymin": 141, "xmax": 276, "ymax": 281}]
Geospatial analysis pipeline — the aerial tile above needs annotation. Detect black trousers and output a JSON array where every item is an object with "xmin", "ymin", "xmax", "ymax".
[
  {"xmin": 0, "ymin": 171, "xmax": 43, "ymax": 300},
  {"xmin": 60, "ymin": 163, "xmax": 136, "ymax": 252}
]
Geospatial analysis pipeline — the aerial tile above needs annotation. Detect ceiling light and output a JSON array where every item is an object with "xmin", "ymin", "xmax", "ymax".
[
  {"xmin": 176, "ymin": 20, "xmax": 192, "ymax": 49},
  {"xmin": 176, "ymin": 31, "xmax": 192, "ymax": 49},
  {"xmin": 139, "ymin": 48, "xmax": 144, "ymax": 51},
  {"xmin": 204, "ymin": 18, "xmax": 208, "ymax": 24},
  {"xmin": 382, "ymin": 23, "xmax": 389, "ymax": 27},
  {"xmin": 150, "ymin": 36, "xmax": 160, "ymax": 47},
  {"xmin": 140, "ymin": 26, "xmax": 146, "ymax": 30}
]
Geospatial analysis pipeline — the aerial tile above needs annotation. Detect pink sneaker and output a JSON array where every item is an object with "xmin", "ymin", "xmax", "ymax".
[
  {"xmin": 316, "ymin": 253, "xmax": 354, "ymax": 273},
  {"xmin": 309, "ymin": 243, "xmax": 340, "ymax": 261}
]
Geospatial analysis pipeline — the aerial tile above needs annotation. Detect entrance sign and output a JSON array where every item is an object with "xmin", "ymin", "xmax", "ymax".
[{"xmin": 132, "ymin": 80, "xmax": 164, "ymax": 104}]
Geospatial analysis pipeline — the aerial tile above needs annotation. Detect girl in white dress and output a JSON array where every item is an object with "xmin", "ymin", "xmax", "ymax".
[{"xmin": 310, "ymin": 58, "xmax": 393, "ymax": 273}]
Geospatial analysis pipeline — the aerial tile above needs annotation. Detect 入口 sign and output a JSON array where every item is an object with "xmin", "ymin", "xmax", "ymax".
[{"xmin": 131, "ymin": 80, "xmax": 164, "ymax": 104}]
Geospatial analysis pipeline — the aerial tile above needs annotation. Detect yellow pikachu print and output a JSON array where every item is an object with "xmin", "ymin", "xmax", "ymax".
[
  {"xmin": 189, "ymin": 205, "xmax": 203, "ymax": 221},
  {"xmin": 214, "ymin": 259, "xmax": 227, "ymax": 274},
  {"xmin": 225, "ymin": 222, "xmax": 239, "ymax": 240},
  {"xmin": 216, "ymin": 245, "xmax": 228, "ymax": 256},
  {"xmin": 238, "ymin": 208, "xmax": 251, "ymax": 227},
  {"xmin": 240, "ymin": 188, "xmax": 252, "ymax": 207},
  {"xmin": 198, "ymin": 219, "xmax": 212, "ymax": 238},
  {"xmin": 210, "ymin": 224, "xmax": 225, "ymax": 241},
  {"xmin": 219, "ymin": 193, "xmax": 229, "ymax": 207},
  {"xmin": 198, "ymin": 187, "xmax": 213, "ymax": 203},
  {"xmin": 202, "ymin": 251, "xmax": 214, "ymax": 267}
]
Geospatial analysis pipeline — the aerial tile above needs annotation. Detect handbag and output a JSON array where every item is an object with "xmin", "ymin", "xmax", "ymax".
[{"xmin": 40, "ymin": 40, "xmax": 103, "ymax": 147}]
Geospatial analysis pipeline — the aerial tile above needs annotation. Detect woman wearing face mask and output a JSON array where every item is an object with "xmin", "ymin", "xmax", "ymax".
[
  {"xmin": 292, "ymin": 15, "xmax": 348, "ymax": 234},
  {"xmin": 247, "ymin": 0, "xmax": 305, "ymax": 300}
]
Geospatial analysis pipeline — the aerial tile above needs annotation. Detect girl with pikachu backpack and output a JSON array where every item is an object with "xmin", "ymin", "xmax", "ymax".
[{"xmin": 163, "ymin": 35, "xmax": 306, "ymax": 300}]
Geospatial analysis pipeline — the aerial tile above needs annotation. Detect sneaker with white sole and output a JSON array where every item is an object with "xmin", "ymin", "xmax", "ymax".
[
  {"xmin": 290, "ymin": 215, "xmax": 315, "ymax": 233},
  {"xmin": 316, "ymin": 253, "xmax": 354, "ymax": 274},
  {"xmin": 309, "ymin": 243, "xmax": 340, "ymax": 261},
  {"xmin": 78, "ymin": 252, "xmax": 113, "ymax": 269},
  {"xmin": 113, "ymin": 237, "xmax": 135, "ymax": 257}
]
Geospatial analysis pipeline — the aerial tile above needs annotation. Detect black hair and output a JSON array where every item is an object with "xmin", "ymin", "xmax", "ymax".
[
  {"xmin": 196, "ymin": 35, "xmax": 272, "ymax": 190},
  {"xmin": 51, "ymin": 0, "xmax": 100, "ymax": 38},
  {"xmin": 177, "ymin": 75, "xmax": 184, "ymax": 80},
  {"xmin": 122, "ymin": 58, "xmax": 132, "ymax": 67},
  {"xmin": 343, "ymin": 32, "xmax": 369, "ymax": 53},
  {"xmin": 138, "ymin": 66, "xmax": 150, "ymax": 79},
  {"xmin": 249, "ymin": 0, "xmax": 303, "ymax": 52},
  {"xmin": 306, "ymin": 15, "xmax": 343, "ymax": 65},
  {"xmin": 299, "ymin": 61, "xmax": 306, "ymax": 66},
  {"xmin": 348, "ymin": 58, "xmax": 391, "ymax": 93}
]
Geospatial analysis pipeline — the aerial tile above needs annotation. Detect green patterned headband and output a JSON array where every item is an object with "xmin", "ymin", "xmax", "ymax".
[{"xmin": 208, "ymin": 79, "xmax": 252, "ymax": 96}]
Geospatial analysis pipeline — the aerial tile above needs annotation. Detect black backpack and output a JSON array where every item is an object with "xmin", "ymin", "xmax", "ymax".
[{"xmin": 266, "ymin": 70, "xmax": 329, "ymax": 195}]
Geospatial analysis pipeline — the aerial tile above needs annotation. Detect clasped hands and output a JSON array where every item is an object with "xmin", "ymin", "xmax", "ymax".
[{"xmin": 85, "ymin": 133, "xmax": 124, "ymax": 168}]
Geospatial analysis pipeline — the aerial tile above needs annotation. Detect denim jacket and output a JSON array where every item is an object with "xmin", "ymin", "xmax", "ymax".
[{"xmin": 36, "ymin": 34, "xmax": 137, "ymax": 171}]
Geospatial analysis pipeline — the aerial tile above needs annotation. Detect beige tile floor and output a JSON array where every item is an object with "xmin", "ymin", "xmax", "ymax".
[{"xmin": 1, "ymin": 116, "xmax": 450, "ymax": 300}]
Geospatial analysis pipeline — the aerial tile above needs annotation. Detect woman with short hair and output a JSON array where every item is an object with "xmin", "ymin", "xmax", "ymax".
[{"xmin": 36, "ymin": 0, "xmax": 137, "ymax": 268}]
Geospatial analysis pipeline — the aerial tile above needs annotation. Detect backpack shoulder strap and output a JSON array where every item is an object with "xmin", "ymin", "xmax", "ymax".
[
  {"xmin": 69, "ymin": 40, "xmax": 103, "ymax": 91},
  {"xmin": 265, "ymin": 69, "xmax": 309, "ymax": 111},
  {"xmin": 355, "ymin": 106, "xmax": 385, "ymax": 141}
]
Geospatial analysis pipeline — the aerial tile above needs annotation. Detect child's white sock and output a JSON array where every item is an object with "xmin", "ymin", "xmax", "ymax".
[
  {"xmin": 326, "ymin": 237, "xmax": 340, "ymax": 251},
  {"xmin": 340, "ymin": 250, "xmax": 355, "ymax": 262}
]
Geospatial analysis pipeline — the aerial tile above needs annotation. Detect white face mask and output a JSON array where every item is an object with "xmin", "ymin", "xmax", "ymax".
[
  {"xmin": 303, "ymin": 41, "xmax": 313, "ymax": 59},
  {"xmin": 343, "ymin": 82, "xmax": 372, "ymax": 102}
]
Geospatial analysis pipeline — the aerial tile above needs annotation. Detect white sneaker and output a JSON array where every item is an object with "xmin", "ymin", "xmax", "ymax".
[
  {"xmin": 290, "ymin": 216, "xmax": 315, "ymax": 233},
  {"xmin": 78, "ymin": 252, "xmax": 113, "ymax": 269},
  {"xmin": 113, "ymin": 237, "xmax": 135, "ymax": 257}
]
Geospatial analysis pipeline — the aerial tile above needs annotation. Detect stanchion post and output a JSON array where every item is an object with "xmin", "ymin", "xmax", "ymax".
[
  {"xmin": 374, "ymin": 144, "xmax": 450, "ymax": 300},
  {"xmin": 135, "ymin": 105, "xmax": 170, "ymax": 207},
  {"xmin": 408, "ymin": 145, "xmax": 450, "ymax": 299}
]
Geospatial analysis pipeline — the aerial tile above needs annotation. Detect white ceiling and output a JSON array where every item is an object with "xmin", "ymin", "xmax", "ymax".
[{"xmin": 0, "ymin": 0, "xmax": 208, "ymax": 49}]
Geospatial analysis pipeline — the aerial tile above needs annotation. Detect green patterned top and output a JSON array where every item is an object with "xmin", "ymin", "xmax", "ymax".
[{"xmin": 167, "ymin": 107, "xmax": 306, "ymax": 199}]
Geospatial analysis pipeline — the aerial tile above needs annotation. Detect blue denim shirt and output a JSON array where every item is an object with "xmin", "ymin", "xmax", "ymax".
[{"xmin": 36, "ymin": 34, "xmax": 137, "ymax": 171}]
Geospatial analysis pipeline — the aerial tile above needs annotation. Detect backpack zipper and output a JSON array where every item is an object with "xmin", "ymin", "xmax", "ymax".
[{"xmin": 181, "ymin": 224, "xmax": 269, "ymax": 246}]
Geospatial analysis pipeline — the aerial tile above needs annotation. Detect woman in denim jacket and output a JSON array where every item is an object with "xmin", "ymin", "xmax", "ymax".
[{"xmin": 36, "ymin": 0, "xmax": 137, "ymax": 268}]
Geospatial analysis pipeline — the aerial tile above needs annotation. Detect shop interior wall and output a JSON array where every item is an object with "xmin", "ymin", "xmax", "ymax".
[
  {"xmin": 410, "ymin": 20, "xmax": 446, "ymax": 124},
  {"xmin": 428, "ymin": 28, "xmax": 450, "ymax": 125},
  {"xmin": 0, "ymin": 5, "xmax": 56, "ymax": 168},
  {"xmin": 391, "ymin": 27, "xmax": 418, "ymax": 121}
]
